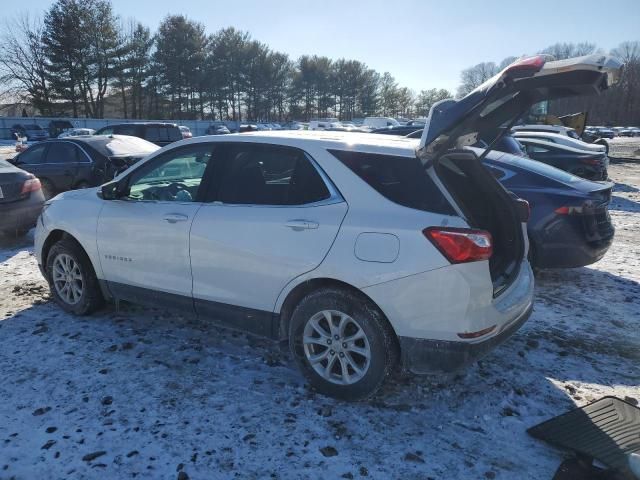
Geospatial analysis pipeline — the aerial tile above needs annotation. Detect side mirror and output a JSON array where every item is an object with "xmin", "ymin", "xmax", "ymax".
[{"xmin": 100, "ymin": 179, "xmax": 129, "ymax": 200}]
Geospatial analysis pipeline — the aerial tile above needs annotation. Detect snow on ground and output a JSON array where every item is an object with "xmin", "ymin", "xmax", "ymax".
[{"xmin": 0, "ymin": 156, "xmax": 639, "ymax": 480}]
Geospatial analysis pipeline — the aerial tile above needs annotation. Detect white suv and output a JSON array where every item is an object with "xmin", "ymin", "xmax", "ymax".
[{"xmin": 35, "ymin": 54, "xmax": 621, "ymax": 399}]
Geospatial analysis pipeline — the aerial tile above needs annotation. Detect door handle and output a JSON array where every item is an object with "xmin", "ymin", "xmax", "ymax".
[
  {"xmin": 285, "ymin": 219, "xmax": 319, "ymax": 231},
  {"xmin": 163, "ymin": 213, "xmax": 189, "ymax": 223}
]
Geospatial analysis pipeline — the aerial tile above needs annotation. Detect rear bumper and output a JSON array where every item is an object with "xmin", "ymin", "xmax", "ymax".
[
  {"xmin": 363, "ymin": 259, "xmax": 535, "ymax": 375},
  {"xmin": 531, "ymin": 214, "xmax": 614, "ymax": 269},
  {"xmin": 0, "ymin": 194, "xmax": 44, "ymax": 233},
  {"xmin": 399, "ymin": 302, "xmax": 533, "ymax": 373}
]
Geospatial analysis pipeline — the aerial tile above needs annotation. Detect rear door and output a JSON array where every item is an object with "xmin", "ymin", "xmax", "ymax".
[
  {"xmin": 12, "ymin": 143, "xmax": 48, "ymax": 177},
  {"xmin": 190, "ymin": 142, "xmax": 347, "ymax": 335},
  {"xmin": 39, "ymin": 141, "xmax": 84, "ymax": 191}
]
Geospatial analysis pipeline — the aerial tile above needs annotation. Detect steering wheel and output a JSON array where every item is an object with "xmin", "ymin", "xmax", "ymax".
[{"xmin": 166, "ymin": 182, "xmax": 190, "ymax": 196}]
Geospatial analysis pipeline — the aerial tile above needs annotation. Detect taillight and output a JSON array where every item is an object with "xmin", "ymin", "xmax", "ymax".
[
  {"xmin": 580, "ymin": 157, "xmax": 601, "ymax": 165},
  {"xmin": 555, "ymin": 205, "xmax": 583, "ymax": 215},
  {"xmin": 423, "ymin": 227, "xmax": 493, "ymax": 264},
  {"xmin": 21, "ymin": 176, "xmax": 42, "ymax": 194},
  {"xmin": 503, "ymin": 55, "xmax": 547, "ymax": 78}
]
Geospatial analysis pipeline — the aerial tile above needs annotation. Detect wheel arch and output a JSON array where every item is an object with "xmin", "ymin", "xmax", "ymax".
[
  {"xmin": 42, "ymin": 230, "xmax": 94, "ymax": 274},
  {"xmin": 277, "ymin": 277, "xmax": 400, "ymax": 352}
]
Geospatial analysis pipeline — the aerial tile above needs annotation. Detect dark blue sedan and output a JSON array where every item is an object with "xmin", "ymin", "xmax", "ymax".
[{"xmin": 481, "ymin": 149, "xmax": 614, "ymax": 269}]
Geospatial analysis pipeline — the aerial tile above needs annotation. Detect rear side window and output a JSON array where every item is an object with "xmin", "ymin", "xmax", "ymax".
[
  {"xmin": 45, "ymin": 142, "xmax": 80, "ymax": 163},
  {"xmin": 329, "ymin": 150, "xmax": 455, "ymax": 215},
  {"xmin": 210, "ymin": 144, "xmax": 331, "ymax": 205}
]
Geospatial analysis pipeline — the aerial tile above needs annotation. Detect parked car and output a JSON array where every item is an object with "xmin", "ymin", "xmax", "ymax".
[
  {"xmin": 515, "ymin": 137, "xmax": 609, "ymax": 180},
  {"xmin": 94, "ymin": 123, "xmax": 182, "ymax": 147},
  {"xmin": 58, "ymin": 128, "xmax": 95, "ymax": 138},
  {"xmin": 511, "ymin": 124, "xmax": 582, "ymax": 140},
  {"xmin": 371, "ymin": 125, "xmax": 425, "ymax": 136},
  {"xmin": 8, "ymin": 135, "xmax": 159, "ymax": 199},
  {"xmin": 281, "ymin": 121, "xmax": 305, "ymax": 130},
  {"xmin": 362, "ymin": 117, "xmax": 400, "ymax": 129},
  {"xmin": 512, "ymin": 131, "xmax": 607, "ymax": 155},
  {"xmin": 0, "ymin": 159, "xmax": 45, "ymax": 237},
  {"xmin": 309, "ymin": 118, "xmax": 339, "ymax": 130},
  {"xmin": 592, "ymin": 127, "xmax": 615, "ymax": 139},
  {"xmin": 205, "ymin": 123, "xmax": 231, "ymax": 135},
  {"xmin": 406, "ymin": 131, "xmax": 614, "ymax": 269},
  {"xmin": 480, "ymin": 149, "xmax": 614, "ymax": 269},
  {"xmin": 48, "ymin": 120, "xmax": 74, "ymax": 138},
  {"xmin": 281, "ymin": 121, "xmax": 304, "ymax": 130},
  {"xmin": 179, "ymin": 126, "xmax": 193, "ymax": 139},
  {"xmin": 34, "ymin": 53, "xmax": 621, "ymax": 400},
  {"xmin": 236, "ymin": 124, "xmax": 257, "ymax": 133},
  {"xmin": 11, "ymin": 124, "xmax": 48, "ymax": 142}
]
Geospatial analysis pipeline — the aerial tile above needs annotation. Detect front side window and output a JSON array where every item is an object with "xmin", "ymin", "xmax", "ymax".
[
  {"xmin": 126, "ymin": 145, "xmax": 213, "ymax": 202},
  {"xmin": 211, "ymin": 144, "xmax": 331, "ymax": 205}
]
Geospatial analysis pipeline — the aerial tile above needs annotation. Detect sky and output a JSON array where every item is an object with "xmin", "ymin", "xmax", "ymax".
[{"xmin": 5, "ymin": 0, "xmax": 640, "ymax": 93}]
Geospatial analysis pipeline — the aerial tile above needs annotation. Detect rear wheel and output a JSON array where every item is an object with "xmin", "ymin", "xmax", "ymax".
[
  {"xmin": 289, "ymin": 288, "xmax": 397, "ymax": 400},
  {"xmin": 46, "ymin": 238, "xmax": 104, "ymax": 315}
]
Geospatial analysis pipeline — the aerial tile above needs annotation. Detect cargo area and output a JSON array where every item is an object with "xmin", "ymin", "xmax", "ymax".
[{"xmin": 435, "ymin": 151, "xmax": 525, "ymax": 296}]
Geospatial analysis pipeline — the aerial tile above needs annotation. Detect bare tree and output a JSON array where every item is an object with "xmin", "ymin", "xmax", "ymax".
[
  {"xmin": 0, "ymin": 14, "xmax": 53, "ymax": 114},
  {"xmin": 457, "ymin": 62, "xmax": 498, "ymax": 98}
]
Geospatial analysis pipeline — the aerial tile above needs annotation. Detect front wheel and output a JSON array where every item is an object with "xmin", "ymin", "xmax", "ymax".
[
  {"xmin": 46, "ymin": 238, "xmax": 104, "ymax": 315},
  {"xmin": 289, "ymin": 288, "xmax": 398, "ymax": 400}
]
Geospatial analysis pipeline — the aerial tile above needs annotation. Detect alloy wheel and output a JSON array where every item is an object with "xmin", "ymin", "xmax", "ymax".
[
  {"xmin": 303, "ymin": 310, "xmax": 371, "ymax": 385},
  {"xmin": 52, "ymin": 253, "xmax": 83, "ymax": 305}
]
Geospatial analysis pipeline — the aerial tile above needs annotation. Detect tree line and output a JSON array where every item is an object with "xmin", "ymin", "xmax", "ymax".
[
  {"xmin": 0, "ymin": 0, "xmax": 452, "ymax": 121},
  {"xmin": 0, "ymin": 0, "xmax": 638, "ymax": 126}
]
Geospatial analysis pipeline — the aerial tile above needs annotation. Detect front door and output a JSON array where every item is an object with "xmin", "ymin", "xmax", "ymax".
[
  {"xmin": 96, "ymin": 143, "xmax": 214, "ymax": 307},
  {"xmin": 190, "ymin": 142, "xmax": 348, "ymax": 336}
]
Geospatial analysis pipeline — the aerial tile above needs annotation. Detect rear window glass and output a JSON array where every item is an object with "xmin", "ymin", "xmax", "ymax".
[
  {"xmin": 498, "ymin": 155, "xmax": 581, "ymax": 183},
  {"xmin": 329, "ymin": 150, "xmax": 455, "ymax": 215}
]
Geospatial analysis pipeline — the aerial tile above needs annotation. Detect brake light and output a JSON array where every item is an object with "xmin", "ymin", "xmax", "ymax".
[
  {"xmin": 555, "ymin": 206, "xmax": 583, "ymax": 215},
  {"xmin": 423, "ymin": 227, "xmax": 493, "ymax": 264},
  {"xmin": 580, "ymin": 157, "xmax": 601, "ymax": 165},
  {"xmin": 21, "ymin": 176, "xmax": 42, "ymax": 194},
  {"xmin": 504, "ymin": 55, "xmax": 547, "ymax": 77}
]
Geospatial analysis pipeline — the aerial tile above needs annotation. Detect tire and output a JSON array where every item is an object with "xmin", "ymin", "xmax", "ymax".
[
  {"xmin": 40, "ymin": 179, "xmax": 55, "ymax": 200},
  {"xmin": 289, "ymin": 287, "xmax": 398, "ymax": 401},
  {"xmin": 46, "ymin": 237, "xmax": 104, "ymax": 315}
]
